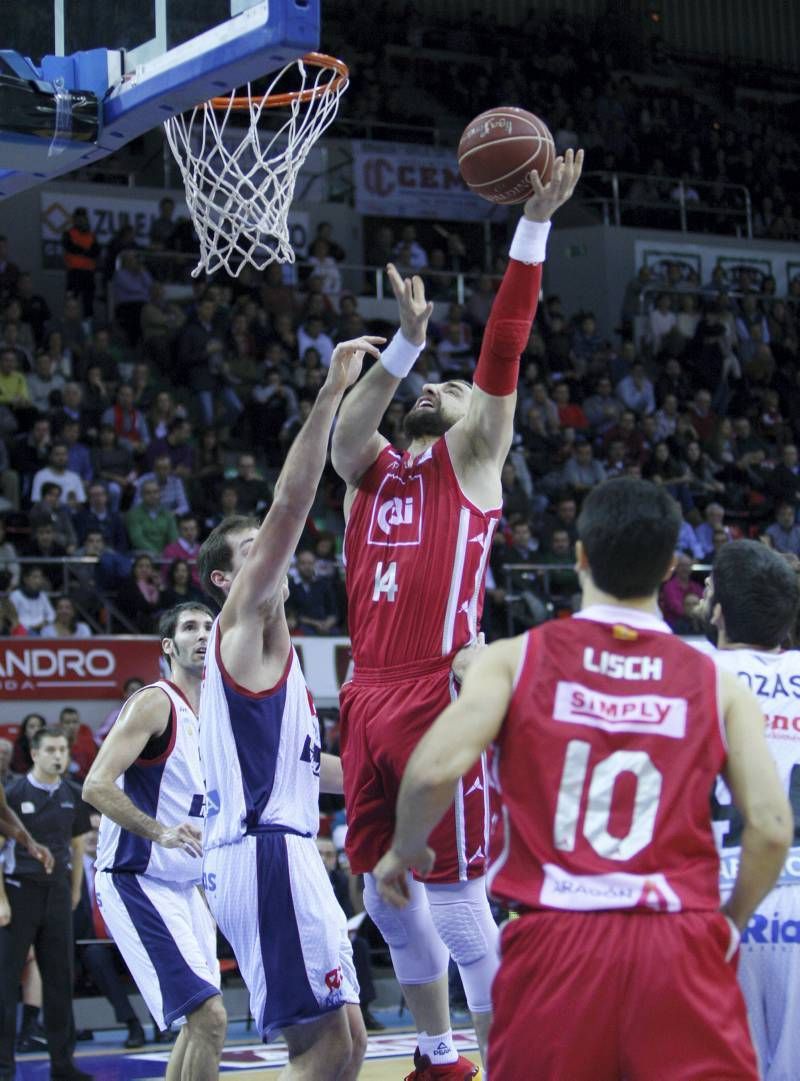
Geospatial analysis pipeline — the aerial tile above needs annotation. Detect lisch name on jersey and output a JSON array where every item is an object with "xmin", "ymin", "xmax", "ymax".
[{"xmin": 583, "ymin": 647, "xmax": 663, "ymax": 681}]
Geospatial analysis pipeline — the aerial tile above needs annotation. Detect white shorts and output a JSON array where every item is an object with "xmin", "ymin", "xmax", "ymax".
[
  {"xmin": 738, "ymin": 884, "xmax": 800, "ymax": 1081},
  {"xmin": 95, "ymin": 872, "xmax": 221, "ymax": 1030},
  {"xmin": 203, "ymin": 830, "xmax": 359, "ymax": 1040}
]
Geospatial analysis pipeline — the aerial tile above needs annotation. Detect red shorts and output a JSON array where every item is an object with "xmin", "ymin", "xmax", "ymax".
[
  {"xmin": 489, "ymin": 910, "xmax": 759, "ymax": 1081},
  {"xmin": 339, "ymin": 657, "xmax": 488, "ymax": 883}
]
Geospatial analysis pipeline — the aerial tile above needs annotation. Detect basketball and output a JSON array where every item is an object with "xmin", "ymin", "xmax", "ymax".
[{"xmin": 457, "ymin": 106, "xmax": 555, "ymax": 205}]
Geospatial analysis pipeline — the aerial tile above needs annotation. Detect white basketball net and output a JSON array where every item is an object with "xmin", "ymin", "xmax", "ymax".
[{"xmin": 163, "ymin": 56, "xmax": 348, "ymax": 278}]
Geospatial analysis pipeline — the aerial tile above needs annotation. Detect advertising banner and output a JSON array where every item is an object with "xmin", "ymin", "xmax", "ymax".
[
  {"xmin": 40, "ymin": 191, "xmax": 310, "ymax": 269},
  {"xmin": 352, "ymin": 140, "xmax": 506, "ymax": 222},
  {"xmin": 0, "ymin": 637, "xmax": 162, "ymax": 700}
]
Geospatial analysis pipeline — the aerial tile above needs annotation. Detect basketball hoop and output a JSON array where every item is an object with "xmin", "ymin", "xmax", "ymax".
[{"xmin": 163, "ymin": 52, "xmax": 349, "ymax": 278}]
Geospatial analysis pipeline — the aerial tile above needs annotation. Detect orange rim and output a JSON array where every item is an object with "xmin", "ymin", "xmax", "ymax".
[{"xmin": 209, "ymin": 52, "xmax": 348, "ymax": 111}]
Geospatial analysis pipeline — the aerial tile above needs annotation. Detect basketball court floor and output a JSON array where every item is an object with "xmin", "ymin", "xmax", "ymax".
[{"xmin": 13, "ymin": 1021, "xmax": 479, "ymax": 1080}]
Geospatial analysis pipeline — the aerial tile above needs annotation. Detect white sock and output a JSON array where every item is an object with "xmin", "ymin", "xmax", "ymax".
[{"xmin": 419, "ymin": 1030, "xmax": 458, "ymax": 1065}]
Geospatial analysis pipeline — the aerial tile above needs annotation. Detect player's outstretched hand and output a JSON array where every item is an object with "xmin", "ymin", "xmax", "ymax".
[
  {"xmin": 27, "ymin": 839, "xmax": 54, "ymax": 874},
  {"xmin": 158, "ymin": 822, "xmax": 203, "ymax": 857},
  {"xmin": 372, "ymin": 844, "xmax": 436, "ymax": 908},
  {"xmin": 523, "ymin": 147, "xmax": 584, "ymax": 223},
  {"xmin": 326, "ymin": 335, "xmax": 387, "ymax": 396},
  {"xmin": 386, "ymin": 263, "xmax": 434, "ymax": 346}
]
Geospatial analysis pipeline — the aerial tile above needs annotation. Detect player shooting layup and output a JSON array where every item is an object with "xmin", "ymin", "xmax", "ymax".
[
  {"xmin": 375, "ymin": 478, "xmax": 791, "ymax": 1081},
  {"xmin": 84, "ymin": 603, "xmax": 225, "ymax": 1081},
  {"xmin": 197, "ymin": 336, "xmax": 385, "ymax": 1081},
  {"xmin": 331, "ymin": 150, "xmax": 582, "ymax": 1076},
  {"xmin": 700, "ymin": 540, "xmax": 800, "ymax": 1081}
]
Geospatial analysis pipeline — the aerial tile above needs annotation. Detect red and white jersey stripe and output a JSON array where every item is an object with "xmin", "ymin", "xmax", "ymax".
[{"xmin": 343, "ymin": 437, "xmax": 500, "ymax": 669}]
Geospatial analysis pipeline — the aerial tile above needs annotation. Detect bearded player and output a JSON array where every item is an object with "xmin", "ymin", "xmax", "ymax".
[{"xmin": 331, "ymin": 149, "xmax": 582, "ymax": 1077}]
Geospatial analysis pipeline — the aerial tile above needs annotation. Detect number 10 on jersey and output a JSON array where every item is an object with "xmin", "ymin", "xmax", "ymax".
[{"xmin": 373, "ymin": 561, "xmax": 399, "ymax": 602}]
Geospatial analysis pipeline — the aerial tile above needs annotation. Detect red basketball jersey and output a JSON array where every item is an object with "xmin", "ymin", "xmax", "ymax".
[
  {"xmin": 343, "ymin": 437, "xmax": 500, "ymax": 668},
  {"xmin": 488, "ymin": 605, "xmax": 726, "ymax": 915}
]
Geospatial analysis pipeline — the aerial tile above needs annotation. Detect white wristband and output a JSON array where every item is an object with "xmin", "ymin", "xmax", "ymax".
[
  {"xmin": 379, "ymin": 330, "xmax": 424, "ymax": 379},
  {"xmin": 509, "ymin": 217, "xmax": 551, "ymax": 264}
]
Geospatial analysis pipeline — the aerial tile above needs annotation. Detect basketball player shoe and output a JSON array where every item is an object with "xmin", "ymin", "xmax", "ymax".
[{"xmin": 404, "ymin": 1048, "xmax": 480, "ymax": 1079}]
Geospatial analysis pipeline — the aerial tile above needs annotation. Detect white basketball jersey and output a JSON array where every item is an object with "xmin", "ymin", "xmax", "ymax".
[
  {"xmin": 96, "ymin": 680, "xmax": 206, "ymax": 884},
  {"xmin": 708, "ymin": 646, "xmax": 800, "ymax": 888},
  {"xmin": 199, "ymin": 616, "xmax": 322, "ymax": 851}
]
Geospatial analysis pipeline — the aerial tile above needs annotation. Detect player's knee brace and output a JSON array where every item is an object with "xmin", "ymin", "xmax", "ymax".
[
  {"xmin": 363, "ymin": 873, "xmax": 449, "ymax": 986},
  {"xmin": 425, "ymin": 877, "xmax": 500, "ymax": 1013}
]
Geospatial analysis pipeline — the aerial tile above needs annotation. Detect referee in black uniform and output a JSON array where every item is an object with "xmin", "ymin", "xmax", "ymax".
[{"xmin": 0, "ymin": 726, "xmax": 93, "ymax": 1081}]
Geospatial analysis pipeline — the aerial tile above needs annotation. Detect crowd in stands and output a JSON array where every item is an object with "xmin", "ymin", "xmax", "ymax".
[
  {"xmin": 2, "ymin": 200, "xmax": 800, "ymax": 641},
  {"xmin": 329, "ymin": 3, "xmax": 799, "ymax": 239}
]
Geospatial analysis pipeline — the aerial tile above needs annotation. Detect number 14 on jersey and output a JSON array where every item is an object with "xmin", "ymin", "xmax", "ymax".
[{"xmin": 373, "ymin": 561, "xmax": 399, "ymax": 602}]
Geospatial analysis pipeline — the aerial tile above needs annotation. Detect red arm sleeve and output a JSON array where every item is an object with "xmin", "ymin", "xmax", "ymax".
[{"xmin": 473, "ymin": 259, "xmax": 542, "ymax": 397}]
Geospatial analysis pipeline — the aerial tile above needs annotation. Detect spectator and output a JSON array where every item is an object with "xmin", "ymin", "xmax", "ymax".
[
  {"xmin": 62, "ymin": 207, "xmax": 100, "ymax": 316},
  {"xmin": 561, "ymin": 439, "xmax": 606, "ymax": 494},
  {"xmin": 287, "ymin": 550, "xmax": 342, "ymax": 635},
  {"xmin": 145, "ymin": 417, "xmax": 195, "ymax": 477},
  {"xmin": 232, "ymin": 453, "xmax": 272, "ymax": 515},
  {"xmin": 135, "ymin": 454, "xmax": 189, "ymax": 517},
  {"xmin": 58, "ymin": 706, "xmax": 98, "ymax": 781},
  {"xmin": 10, "ymin": 417, "xmax": 51, "ymax": 499},
  {"xmin": 75, "ymin": 530, "xmax": 131, "ymax": 597},
  {"xmin": 51, "ymin": 382, "xmax": 90, "ymax": 440},
  {"xmin": 91, "ymin": 425, "xmax": 137, "ymax": 511},
  {"xmin": 305, "ymin": 240, "xmax": 342, "ymax": 298},
  {"xmin": 542, "ymin": 493, "xmax": 579, "ymax": 547},
  {"xmin": 500, "ymin": 459, "xmax": 532, "ymax": 524},
  {"xmin": 602, "ymin": 410, "xmax": 645, "ymax": 464},
  {"xmin": 553, "ymin": 383, "xmax": 588, "ymax": 430},
  {"xmin": 160, "ymin": 558, "xmax": 206, "ymax": 610},
  {"xmin": 649, "ymin": 293, "xmax": 677, "ymax": 354},
  {"xmin": 26, "ymin": 351, "xmax": 65, "ymax": 414},
  {"xmin": 0, "ymin": 349, "xmax": 32, "ymax": 420},
  {"xmin": 660, "ymin": 553, "xmax": 704, "ymax": 632},
  {"xmin": 94, "ymin": 677, "xmax": 145, "ymax": 744},
  {"xmin": 40, "ymin": 597, "xmax": 91, "ymax": 639},
  {"xmin": 583, "ymin": 375, "xmax": 623, "ymax": 434},
  {"xmin": 161, "ymin": 514, "xmax": 201, "ymax": 586},
  {"xmin": 392, "ymin": 224, "xmax": 427, "ymax": 269},
  {"xmin": 466, "ymin": 274, "xmax": 498, "ymax": 328},
  {"xmin": 695, "ymin": 502, "xmax": 731, "ymax": 559},
  {"xmin": 11, "ymin": 715, "xmax": 45, "ymax": 775},
  {"xmin": 616, "ymin": 361, "xmax": 656, "ymax": 416},
  {"xmin": 115, "ymin": 554, "xmax": 163, "ymax": 632},
  {"xmin": 73, "ymin": 481, "xmax": 128, "ymax": 551},
  {"xmin": 571, "ymin": 312, "xmax": 604, "ymax": 372},
  {"xmin": 0, "ymin": 236, "xmax": 20, "ymax": 302},
  {"xmin": 28, "ymin": 483, "xmax": 77, "ymax": 552},
  {"xmin": 24, "ymin": 522, "xmax": 67, "ymax": 591},
  {"xmin": 764, "ymin": 502, "xmax": 800, "ymax": 557},
  {"xmin": 9, "ymin": 566, "xmax": 55, "ymax": 633},
  {"xmin": 492, "ymin": 520, "xmax": 548, "ymax": 631},
  {"xmin": 653, "ymin": 393, "xmax": 680, "ymax": 443},
  {"xmin": 141, "ymin": 283, "xmax": 185, "ymax": 366},
  {"xmin": 101, "ymin": 384, "xmax": 150, "ymax": 454},
  {"xmin": 0, "ymin": 517, "xmax": 20, "ymax": 590},
  {"xmin": 297, "ymin": 315, "xmax": 334, "ymax": 368},
  {"xmin": 0, "ymin": 597, "xmax": 26, "ymax": 636},
  {"xmin": 148, "ymin": 196, "xmax": 176, "ymax": 251},
  {"xmin": 537, "ymin": 527, "xmax": 581, "ymax": 612},
  {"xmin": 125, "ymin": 480, "xmax": 178, "ymax": 554},
  {"xmin": 205, "ymin": 483, "xmax": 240, "ymax": 532},
  {"xmin": 58, "ymin": 423, "xmax": 91, "ymax": 491},
  {"xmin": 31, "ymin": 441, "xmax": 85, "ymax": 507},
  {"xmin": 767, "ymin": 443, "xmax": 800, "ymax": 510},
  {"xmin": 676, "ymin": 516, "xmax": 705, "ymax": 560},
  {"xmin": 0, "ymin": 740, "xmax": 17, "ymax": 786},
  {"xmin": 112, "ymin": 251, "xmax": 153, "ymax": 346}
]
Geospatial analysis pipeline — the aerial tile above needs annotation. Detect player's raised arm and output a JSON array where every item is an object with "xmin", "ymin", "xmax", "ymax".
[
  {"xmin": 331, "ymin": 267, "xmax": 433, "ymax": 487},
  {"xmin": 221, "ymin": 336, "xmax": 384, "ymax": 622},
  {"xmin": 372, "ymin": 637, "xmax": 522, "ymax": 907},
  {"xmin": 83, "ymin": 688, "xmax": 202, "ymax": 855},
  {"xmin": 720, "ymin": 669, "xmax": 793, "ymax": 930},
  {"xmin": 448, "ymin": 148, "xmax": 583, "ymax": 470}
]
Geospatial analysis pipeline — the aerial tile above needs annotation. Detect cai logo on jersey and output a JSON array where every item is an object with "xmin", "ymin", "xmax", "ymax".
[
  {"xmin": 553, "ymin": 681, "xmax": 687, "ymax": 738},
  {"xmin": 367, "ymin": 473, "xmax": 423, "ymax": 547}
]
